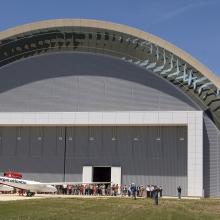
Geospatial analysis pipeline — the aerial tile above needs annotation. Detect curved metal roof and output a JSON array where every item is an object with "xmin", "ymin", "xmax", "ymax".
[
  {"xmin": 1, "ymin": 19, "xmax": 219, "ymax": 86},
  {"xmin": 0, "ymin": 19, "xmax": 220, "ymax": 127}
]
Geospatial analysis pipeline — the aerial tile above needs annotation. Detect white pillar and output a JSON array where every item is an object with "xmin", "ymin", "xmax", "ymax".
[
  {"xmin": 111, "ymin": 166, "xmax": 121, "ymax": 187},
  {"xmin": 187, "ymin": 111, "xmax": 203, "ymax": 196},
  {"xmin": 82, "ymin": 166, "xmax": 93, "ymax": 183}
]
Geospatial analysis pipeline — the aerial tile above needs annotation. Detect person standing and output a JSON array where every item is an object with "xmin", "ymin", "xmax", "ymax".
[
  {"xmin": 115, "ymin": 184, "xmax": 119, "ymax": 196},
  {"xmin": 159, "ymin": 186, "xmax": 162, "ymax": 197},
  {"xmin": 150, "ymin": 185, "xmax": 154, "ymax": 198},
  {"xmin": 140, "ymin": 185, "xmax": 144, "ymax": 197},
  {"xmin": 153, "ymin": 187, "xmax": 159, "ymax": 205},
  {"xmin": 177, "ymin": 186, "xmax": 182, "ymax": 199},
  {"xmin": 62, "ymin": 184, "xmax": 67, "ymax": 194},
  {"xmin": 102, "ymin": 184, "xmax": 105, "ymax": 196},
  {"xmin": 131, "ymin": 183, "xmax": 137, "ymax": 200},
  {"xmin": 122, "ymin": 185, "xmax": 127, "ymax": 197},
  {"xmin": 146, "ymin": 185, "xmax": 150, "ymax": 198},
  {"xmin": 128, "ymin": 184, "xmax": 131, "ymax": 197}
]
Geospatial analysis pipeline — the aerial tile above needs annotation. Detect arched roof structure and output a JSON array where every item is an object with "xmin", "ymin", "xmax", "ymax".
[{"xmin": 0, "ymin": 19, "xmax": 219, "ymax": 127}]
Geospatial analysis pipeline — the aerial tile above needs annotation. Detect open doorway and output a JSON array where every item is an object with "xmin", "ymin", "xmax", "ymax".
[
  {"xmin": 82, "ymin": 166, "xmax": 121, "ymax": 188},
  {"xmin": 93, "ymin": 167, "xmax": 111, "ymax": 182}
]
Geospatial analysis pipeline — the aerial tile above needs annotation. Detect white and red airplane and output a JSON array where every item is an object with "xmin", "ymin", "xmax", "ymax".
[
  {"xmin": 0, "ymin": 175, "xmax": 57, "ymax": 196},
  {"xmin": 0, "ymin": 175, "xmax": 111, "ymax": 197}
]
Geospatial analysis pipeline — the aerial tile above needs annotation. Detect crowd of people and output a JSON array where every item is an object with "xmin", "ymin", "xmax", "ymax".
[
  {"xmin": 53, "ymin": 183, "xmax": 164, "ymax": 205},
  {"xmin": 54, "ymin": 183, "xmax": 163, "ymax": 199},
  {"xmin": 56, "ymin": 184, "xmax": 118, "ymax": 196},
  {"xmin": 1, "ymin": 183, "xmax": 182, "ymax": 205}
]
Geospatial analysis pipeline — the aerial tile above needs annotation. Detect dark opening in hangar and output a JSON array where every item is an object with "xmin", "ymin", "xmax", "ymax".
[{"xmin": 93, "ymin": 167, "xmax": 111, "ymax": 183}]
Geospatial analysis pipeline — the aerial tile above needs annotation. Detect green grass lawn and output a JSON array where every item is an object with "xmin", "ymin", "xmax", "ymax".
[{"xmin": 0, "ymin": 197, "xmax": 220, "ymax": 220}]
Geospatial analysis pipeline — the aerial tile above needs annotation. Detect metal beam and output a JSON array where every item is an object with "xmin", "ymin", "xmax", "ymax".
[
  {"xmin": 139, "ymin": 60, "xmax": 149, "ymax": 67},
  {"xmin": 187, "ymin": 70, "xmax": 197, "ymax": 86},
  {"xmin": 153, "ymin": 50, "xmax": 166, "ymax": 73},
  {"xmin": 156, "ymin": 47, "xmax": 159, "ymax": 60},
  {"xmin": 146, "ymin": 62, "xmax": 157, "ymax": 69},
  {"xmin": 166, "ymin": 57, "xmax": 180, "ymax": 77},
  {"xmin": 134, "ymin": 60, "xmax": 141, "ymax": 65},
  {"xmin": 132, "ymin": 38, "xmax": 139, "ymax": 44},
  {"xmin": 140, "ymin": 41, "xmax": 150, "ymax": 47},
  {"xmin": 161, "ymin": 55, "xmax": 173, "ymax": 75},
  {"xmin": 198, "ymin": 82, "xmax": 213, "ymax": 95},
  {"xmin": 193, "ymin": 77, "xmax": 207, "ymax": 90},
  {"xmin": 150, "ymin": 44, "xmax": 153, "ymax": 54},
  {"xmin": 126, "ymin": 38, "xmax": 130, "ymax": 43}
]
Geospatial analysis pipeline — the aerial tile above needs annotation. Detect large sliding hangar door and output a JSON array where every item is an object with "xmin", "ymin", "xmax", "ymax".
[
  {"xmin": 0, "ymin": 111, "xmax": 203, "ymax": 197},
  {"xmin": 0, "ymin": 125, "xmax": 187, "ymax": 195}
]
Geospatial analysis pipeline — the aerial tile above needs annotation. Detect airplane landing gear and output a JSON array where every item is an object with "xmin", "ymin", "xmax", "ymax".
[{"xmin": 26, "ymin": 191, "xmax": 35, "ymax": 197}]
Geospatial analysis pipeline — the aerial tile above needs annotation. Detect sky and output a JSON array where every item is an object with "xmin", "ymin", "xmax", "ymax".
[{"xmin": 0, "ymin": 0, "xmax": 219, "ymax": 75}]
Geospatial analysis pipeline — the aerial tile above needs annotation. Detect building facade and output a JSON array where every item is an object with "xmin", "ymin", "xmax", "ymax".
[{"xmin": 0, "ymin": 19, "xmax": 219, "ymax": 197}]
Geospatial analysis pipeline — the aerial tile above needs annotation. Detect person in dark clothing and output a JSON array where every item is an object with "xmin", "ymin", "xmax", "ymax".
[
  {"xmin": 153, "ymin": 186, "xmax": 159, "ymax": 205},
  {"xmin": 131, "ymin": 183, "xmax": 137, "ymax": 200},
  {"xmin": 146, "ymin": 185, "xmax": 150, "ymax": 198},
  {"xmin": 177, "ymin": 186, "xmax": 182, "ymax": 199},
  {"xmin": 159, "ymin": 186, "xmax": 162, "ymax": 197}
]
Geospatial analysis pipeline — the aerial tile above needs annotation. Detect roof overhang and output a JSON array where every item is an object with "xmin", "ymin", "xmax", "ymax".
[{"xmin": 0, "ymin": 19, "xmax": 219, "ymax": 87}]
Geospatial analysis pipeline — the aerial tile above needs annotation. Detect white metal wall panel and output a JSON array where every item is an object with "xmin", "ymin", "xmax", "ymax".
[
  {"xmin": 111, "ymin": 167, "xmax": 121, "ymax": 186},
  {"xmin": 82, "ymin": 166, "xmax": 93, "ymax": 183}
]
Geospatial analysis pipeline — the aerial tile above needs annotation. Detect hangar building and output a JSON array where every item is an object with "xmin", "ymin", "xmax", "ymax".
[{"xmin": 0, "ymin": 19, "xmax": 220, "ymax": 197}]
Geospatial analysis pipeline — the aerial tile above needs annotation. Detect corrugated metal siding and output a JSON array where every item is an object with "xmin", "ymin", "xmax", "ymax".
[
  {"xmin": 0, "ymin": 126, "xmax": 187, "ymax": 196},
  {"xmin": 0, "ymin": 53, "xmax": 197, "ymax": 112},
  {"xmin": 203, "ymin": 116, "xmax": 220, "ymax": 197},
  {"xmin": 0, "ymin": 127, "xmax": 65, "ymax": 182}
]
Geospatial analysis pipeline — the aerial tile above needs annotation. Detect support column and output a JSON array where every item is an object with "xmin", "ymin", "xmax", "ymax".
[{"xmin": 187, "ymin": 111, "xmax": 203, "ymax": 196}]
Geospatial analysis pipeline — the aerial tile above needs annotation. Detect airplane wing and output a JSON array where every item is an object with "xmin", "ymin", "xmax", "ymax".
[
  {"xmin": 12, "ymin": 183, "xmax": 58, "ymax": 193},
  {"xmin": 0, "ymin": 184, "xmax": 14, "ymax": 191}
]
